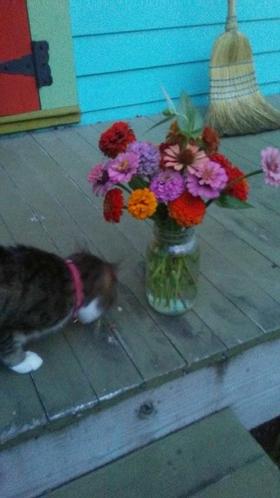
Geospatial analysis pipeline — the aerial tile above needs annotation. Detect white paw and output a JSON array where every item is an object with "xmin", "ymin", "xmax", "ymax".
[
  {"xmin": 11, "ymin": 351, "xmax": 43, "ymax": 374},
  {"xmin": 78, "ymin": 298, "xmax": 103, "ymax": 324}
]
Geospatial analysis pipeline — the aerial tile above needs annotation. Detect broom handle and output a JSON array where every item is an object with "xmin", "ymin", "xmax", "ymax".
[{"xmin": 226, "ymin": 0, "xmax": 238, "ymax": 32}]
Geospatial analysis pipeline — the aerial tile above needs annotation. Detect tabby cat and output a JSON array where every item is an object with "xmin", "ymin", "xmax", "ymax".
[{"xmin": 0, "ymin": 245, "xmax": 116, "ymax": 374}]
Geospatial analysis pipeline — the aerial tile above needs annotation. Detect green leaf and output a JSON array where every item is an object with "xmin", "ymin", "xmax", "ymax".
[
  {"xmin": 161, "ymin": 86, "xmax": 177, "ymax": 113},
  {"xmin": 177, "ymin": 114, "xmax": 189, "ymax": 134},
  {"xmin": 215, "ymin": 195, "xmax": 254, "ymax": 209},
  {"xmin": 178, "ymin": 92, "xmax": 193, "ymax": 116},
  {"xmin": 146, "ymin": 115, "xmax": 174, "ymax": 132},
  {"xmin": 174, "ymin": 93, "xmax": 202, "ymax": 137},
  {"xmin": 128, "ymin": 176, "xmax": 149, "ymax": 190}
]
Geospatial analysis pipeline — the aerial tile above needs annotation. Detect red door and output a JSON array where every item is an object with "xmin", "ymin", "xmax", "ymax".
[{"xmin": 0, "ymin": 0, "xmax": 40, "ymax": 117}]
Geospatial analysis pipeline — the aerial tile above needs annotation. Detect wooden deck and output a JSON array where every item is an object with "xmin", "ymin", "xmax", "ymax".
[
  {"xmin": 0, "ymin": 101, "xmax": 280, "ymax": 496},
  {"xmin": 47, "ymin": 409, "xmax": 280, "ymax": 498}
]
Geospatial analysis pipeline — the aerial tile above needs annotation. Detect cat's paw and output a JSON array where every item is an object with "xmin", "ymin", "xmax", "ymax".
[{"xmin": 11, "ymin": 351, "xmax": 43, "ymax": 374}]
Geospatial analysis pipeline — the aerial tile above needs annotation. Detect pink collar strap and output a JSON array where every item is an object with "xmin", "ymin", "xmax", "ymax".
[{"xmin": 65, "ymin": 259, "xmax": 84, "ymax": 317}]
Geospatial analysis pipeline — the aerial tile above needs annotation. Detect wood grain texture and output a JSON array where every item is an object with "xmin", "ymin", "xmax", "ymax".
[
  {"xmin": 46, "ymin": 409, "xmax": 268, "ymax": 498},
  {"xmin": 192, "ymin": 457, "xmax": 280, "ymax": 498},
  {"xmin": 2, "ymin": 335, "xmax": 280, "ymax": 496}
]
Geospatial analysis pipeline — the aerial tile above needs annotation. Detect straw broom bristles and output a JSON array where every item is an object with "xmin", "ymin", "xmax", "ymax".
[{"xmin": 207, "ymin": 0, "xmax": 280, "ymax": 136}]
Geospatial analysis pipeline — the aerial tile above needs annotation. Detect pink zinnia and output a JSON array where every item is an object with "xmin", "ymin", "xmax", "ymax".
[
  {"xmin": 186, "ymin": 158, "xmax": 228, "ymax": 199},
  {"xmin": 87, "ymin": 163, "xmax": 113, "ymax": 195},
  {"xmin": 261, "ymin": 147, "xmax": 280, "ymax": 186},
  {"xmin": 108, "ymin": 152, "xmax": 139, "ymax": 183},
  {"xmin": 162, "ymin": 144, "xmax": 184, "ymax": 171}
]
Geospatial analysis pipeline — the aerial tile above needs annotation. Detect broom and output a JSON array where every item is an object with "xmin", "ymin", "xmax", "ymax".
[{"xmin": 206, "ymin": 0, "xmax": 280, "ymax": 136}]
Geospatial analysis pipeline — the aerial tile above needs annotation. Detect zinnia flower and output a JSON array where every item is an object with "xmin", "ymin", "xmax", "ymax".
[
  {"xmin": 168, "ymin": 192, "xmax": 206, "ymax": 227},
  {"xmin": 202, "ymin": 126, "xmax": 220, "ymax": 153},
  {"xmin": 87, "ymin": 163, "xmax": 113, "ymax": 195},
  {"xmin": 127, "ymin": 141, "xmax": 160, "ymax": 177},
  {"xmin": 211, "ymin": 153, "xmax": 249, "ymax": 201},
  {"xmin": 108, "ymin": 152, "xmax": 139, "ymax": 183},
  {"xmin": 261, "ymin": 147, "xmax": 280, "ymax": 186},
  {"xmin": 127, "ymin": 188, "xmax": 157, "ymax": 220},
  {"xmin": 150, "ymin": 170, "xmax": 185, "ymax": 202},
  {"xmin": 103, "ymin": 188, "xmax": 124, "ymax": 222},
  {"xmin": 99, "ymin": 121, "xmax": 136, "ymax": 158},
  {"xmin": 161, "ymin": 143, "xmax": 195, "ymax": 171},
  {"xmin": 186, "ymin": 158, "xmax": 228, "ymax": 199}
]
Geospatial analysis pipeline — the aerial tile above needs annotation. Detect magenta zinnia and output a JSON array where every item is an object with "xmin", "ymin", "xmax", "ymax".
[
  {"xmin": 186, "ymin": 158, "xmax": 228, "ymax": 199},
  {"xmin": 261, "ymin": 147, "xmax": 280, "ymax": 186},
  {"xmin": 108, "ymin": 152, "xmax": 139, "ymax": 183},
  {"xmin": 87, "ymin": 163, "xmax": 113, "ymax": 195}
]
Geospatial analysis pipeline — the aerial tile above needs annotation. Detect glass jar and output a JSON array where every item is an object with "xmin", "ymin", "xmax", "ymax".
[{"xmin": 145, "ymin": 224, "xmax": 200, "ymax": 315}]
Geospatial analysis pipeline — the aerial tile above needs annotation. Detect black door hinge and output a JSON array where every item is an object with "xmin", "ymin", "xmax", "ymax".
[{"xmin": 0, "ymin": 41, "xmax": 52, "ymax": 88}]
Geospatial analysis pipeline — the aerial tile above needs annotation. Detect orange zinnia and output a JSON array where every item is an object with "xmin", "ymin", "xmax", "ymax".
[
  {"xmin": 168, "ymin": 192, "xmax": 206, "ymax": 227},
  {"xmin": 128, "ymin": 188, "xmax": 157, "ymax": 220}
]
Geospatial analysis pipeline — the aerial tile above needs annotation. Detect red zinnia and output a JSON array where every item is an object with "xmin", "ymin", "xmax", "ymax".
[
  {"xmin": 103, "ymin": 188, "xmax": 124, "ymax": 223},
  {"xmin": 211, "ymin": 153, "xmax": 249, "ymax": 201},
  {"xmin": 99, "ymin": 122, "xmax": 136, "ymax": 158},
  {"xmin": 202, "ymin": 126, "xmax": 220, "ymax": 154},
  {"xmin": 168, "ymin": 192, "xmax": 206, "ymax": 227}
]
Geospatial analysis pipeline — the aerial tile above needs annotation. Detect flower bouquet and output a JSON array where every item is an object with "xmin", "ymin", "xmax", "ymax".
[{"xmin": 88, "ymin": 93, "xmax": 280, "ymax": 315}]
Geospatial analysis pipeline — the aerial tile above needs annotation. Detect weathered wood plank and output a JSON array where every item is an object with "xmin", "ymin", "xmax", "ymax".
[
  {"xmin": 192, "ymin": 456, "xmax": 280, "ymax": 498},
  {"xmin": 30, "ymin": 332, "xmax": 98, "ymax": 421},
  {"xmin": 200, "ymin": 215, "xmax": 280, "ymax": 304},
  {"xmin": 63, "ymin": 320, "xmax": 143, "ymax": 400},
  {"xmin": 0, "ymin": 146, "xmax": 87, "ymax": 256},
  {"xmin": 2, "ymin": 336, "xmax": 280, "ymax": 497},
  {"xmin": 194, "ymin": 274, "xmax": 262, "ymax": 348},
  {"xmin": 0, "ymin": 367, "xmax": 47, "ymax": 447},
  {"xmin": 257, "ymin": 129, "xmax": 280, "ymax": 148},
  {"xmin": 200, "ymin": 238, "xmax": 280, "ymax": 333},
  {"xmin": 0, "ymin": 162, "xmax": 55, "ymax": 252},
  {"xmin": 209, "ymin": 203, "xmax": 280, "ymax": 267},
  {"xmin": 77, "ymin": 115, "xmax": 153, "ymax": 143},
  {"xmin": 0, "ymin": 216, "xmax": 14, "ymax": 245},
  {"xmin": 45, "ymin": 409, "xmax": 265, "ymax": 498}
]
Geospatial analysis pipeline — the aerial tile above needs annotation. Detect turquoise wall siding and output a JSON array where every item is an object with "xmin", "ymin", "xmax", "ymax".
[{"xmin": 69, "ymin": 0, "xmax": 280, "ymax": 124}]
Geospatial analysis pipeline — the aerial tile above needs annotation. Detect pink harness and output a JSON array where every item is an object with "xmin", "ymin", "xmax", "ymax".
[{"xmin": 65, "ymin": 259, "xmax": 84, "ymax": 318}]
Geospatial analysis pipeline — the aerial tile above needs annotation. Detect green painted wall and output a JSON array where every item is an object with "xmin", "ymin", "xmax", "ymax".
[{"xmin": 27, "ymin": 0, "xmax": 78, "ymax": 111}]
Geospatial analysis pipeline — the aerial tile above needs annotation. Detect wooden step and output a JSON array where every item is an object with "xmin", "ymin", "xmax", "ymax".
[{"xmin": 46, "ymin": 409, "xmax": 280, "ymax": 498}]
